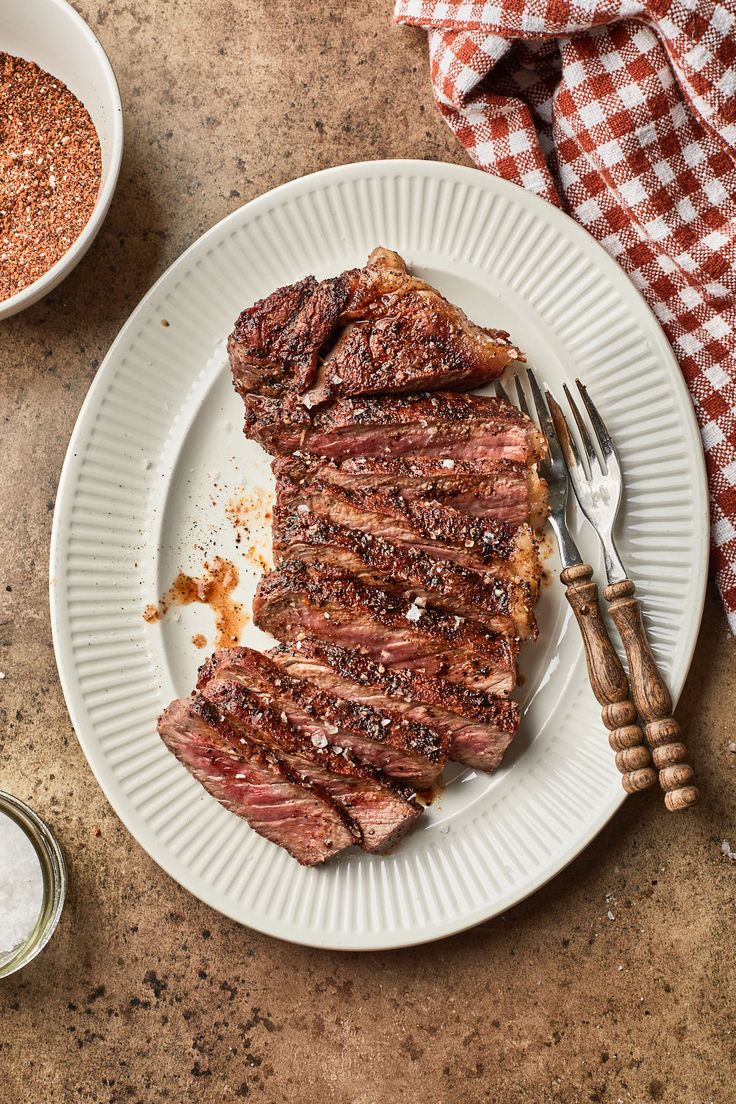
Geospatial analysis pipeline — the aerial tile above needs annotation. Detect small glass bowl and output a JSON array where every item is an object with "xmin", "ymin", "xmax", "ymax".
[{"xmin": 0, "ymin": 791, "xmax": 67, "ymax": 978}]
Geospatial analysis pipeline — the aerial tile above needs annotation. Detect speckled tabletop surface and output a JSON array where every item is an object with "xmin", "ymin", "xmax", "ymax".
[{"xmin": 1, "ymin": 2, "xmax": 735, "ymax": 1102}]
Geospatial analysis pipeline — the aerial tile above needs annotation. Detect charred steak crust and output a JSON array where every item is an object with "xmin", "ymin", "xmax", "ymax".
[
  {"xmin": 272, "ymin": 501, "xmax": 537, "ymax": 639},
  {"xmin": 157, "ymin": 696, "xmax": 354, "ymax": 866},
  {"xmin": 243, "ymin": 391, "xmax": 545, "ymax": 463},
  {"xmin": 311, "ymin": 391, "xmax": 533, "ymax": 428},
  {"xmin": 282, "ymin": 454, "xmax": 549, "ymax": 529},
  {"xmin": 253, "ymin": 560, "xmax": 519, "ymax": 694},
  {"xmin": 229, "ymin": 273, "xmax": 354, "ymax": 397},
  {"xmin": 199, "ymin": 675, "xmax": 421, "ymax": 854},
  {"xmin": 274, "ymin": 465, "xmax": 541, "ymax": 593},
  {"xmin": 198, "ymin": 646, "xmax": 447, "ymax": 787},
  {"xmin": 229, "ymin": 247, "xmax": 523, "ymax": 405},
  {"xmin": 269, "ymin": 640, "xmax": 518, "ymax": 726},
  {"xmin": 268, "ymin": 641, "xmax": 520, "ymax": 771},
  {"xmin": 254, "ymin": 559, "xmax": 508, "ymax": 649}
]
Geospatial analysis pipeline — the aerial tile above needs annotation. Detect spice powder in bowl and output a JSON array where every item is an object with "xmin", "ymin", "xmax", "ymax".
[{"xmin": 0, "ymin": 52, "xmax": 102, "ymax": 302}]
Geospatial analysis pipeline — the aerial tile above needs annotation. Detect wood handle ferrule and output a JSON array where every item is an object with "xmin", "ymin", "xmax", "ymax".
[
  {"xmin": 603, "ymin": 578, "xmax": 698, "ymax": 811},
  {"xmin": 560, "ymin": 564, "xmax": 656, "ymax": 794}
]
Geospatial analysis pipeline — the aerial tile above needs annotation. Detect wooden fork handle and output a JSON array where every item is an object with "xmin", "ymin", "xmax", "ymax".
[
  {"xmin": 604, "ymin": 579, "xmax": 698, "ymax": 811},
  {"xmin": 560, "ymin": 564, "xmax": 657, "ymax": 794}
]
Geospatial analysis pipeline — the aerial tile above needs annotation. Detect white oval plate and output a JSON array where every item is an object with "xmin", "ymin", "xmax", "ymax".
[{"xmin": 50, "ymin": 160, "xmax": 708, "ymax": 950}]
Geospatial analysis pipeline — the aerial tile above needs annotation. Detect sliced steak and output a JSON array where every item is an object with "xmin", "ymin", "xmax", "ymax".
[
  {"xmin": 199, "ymin": 675, "xmax": 420, "ymax": 853},
  {"xmin": 229, "ymin": 247, "xmax": 522, "ymax": 404},
  {"xmin": 269, "ymin": 641, "xmax": 519, "ymax": 771},
  {"xmin": 280, "ymin": 454, "xmax": 548, "ymax": 528},
  {"xmin": 244, "ymin": 391, "xmax": 546, "ymax": 463},
  {"xmin": 272, "ymin": 503, "xmax": 536, "ymax": 639},
  {"xmin": 275, "ymin": 470, "xmax": 542, "ymax": 597},
  {"xmin": 157, "ymin": 696, "xmax": 353, "ymax": 866},
  {"xmin": 253, "ymin": 560, "xmax": 518, "ymax": 694},
  {"xmin": 198, "ymin": 647, "xmax": 446, "ymax": 788}
]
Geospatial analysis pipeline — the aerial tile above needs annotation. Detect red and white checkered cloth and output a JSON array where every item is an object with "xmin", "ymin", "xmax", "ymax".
[{"xmin": 394, "ymin": 0, "xmax": 736, "ymax": 628}]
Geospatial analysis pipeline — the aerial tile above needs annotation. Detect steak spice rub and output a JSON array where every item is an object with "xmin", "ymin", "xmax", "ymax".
[{"xmin": 0, "ymin": 53, "xmax": 102, "ymax": 302}]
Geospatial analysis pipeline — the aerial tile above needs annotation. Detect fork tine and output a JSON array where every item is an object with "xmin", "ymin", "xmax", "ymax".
[
  {"xmin": 559, "ymin": 394, "xmax": 583, "ymax": 468},
  {"xmin": 575, "ymin": 379, "xmax": 616, "ymax": 465},
  {"xmin": 494, "ymin": 378, "xmax": 512, "ymax": 405},
  {"xmin": 563, "ymin": 383, "xmax": 603, "ymax": 477},
  {"xmin": 513, "ymin": 373, "xmax": 531, "ymax": 418},
  {"xmin": 525, "ymin": 367, "xmax": 555, "ymax": 443}
]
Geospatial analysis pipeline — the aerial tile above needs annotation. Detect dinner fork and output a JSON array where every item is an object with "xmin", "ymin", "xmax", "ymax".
[
  {"xmin": 496, "ymin": 371, "xmax": 657, "ymax": 795},
  {"xmin": 546, "ymin": 382, "xmax": 699, "ymax": 812}
]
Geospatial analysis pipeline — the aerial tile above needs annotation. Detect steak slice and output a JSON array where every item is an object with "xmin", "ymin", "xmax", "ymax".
[
  {"xmin": 270, "ymin": 641, "xmax": 520, "ymax": 771},
  {"xmin": 272, "ymin": 503, "xmax": 536, "ymax": 639},
  {"xmin": 253, "ymin": 560, "xmax": 518, "ymax": 694},
  {"xmin": 244, "ymin": 391, "xmax": 546, "ymax": 462},
  {"xmin": 157, "ymin": 696, "xmax": 353, "ymax": 866},
  {"xmin": 229, "ymin": 247, "xmax": 523, "ymax": 403},
  {"xmin": 198, "ymin": 647, "xmax": 446, "ymax": 788},
  {"xmin": 199, "ymin": 675, "xmax": 420, "ymax": 853},
  {"xmin": 283, "ymin": 454, "xmax": 548, "ymax": 528},
  {"xmin": 275, "ymin": 469, "xmax": 542, "ymax": 597}
]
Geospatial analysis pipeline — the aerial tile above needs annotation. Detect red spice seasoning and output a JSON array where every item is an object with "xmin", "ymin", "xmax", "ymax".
[{"xmin": 0, "ymin": 53, "xmax": 102, "ymax": 302}]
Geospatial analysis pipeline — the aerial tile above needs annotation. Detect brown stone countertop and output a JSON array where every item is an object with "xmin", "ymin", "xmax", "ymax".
[{"xmin": 1, "ymin": 2, "xmax": 734, "ymax": 1101}]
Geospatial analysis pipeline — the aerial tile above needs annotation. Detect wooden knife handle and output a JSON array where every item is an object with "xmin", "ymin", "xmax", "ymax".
[
  {"xmin": 560, "ymin": 564, "xmax": 656, "ymax": 793},
  {"xmin": 603, "ymin": 579, "xmax": 698, "ymax": 811}
]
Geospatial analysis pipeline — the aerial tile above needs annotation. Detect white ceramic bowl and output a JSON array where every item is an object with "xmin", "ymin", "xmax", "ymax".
[{"xmin": 0, "ymin": 0, "xmax": 123, "ymax": 320}]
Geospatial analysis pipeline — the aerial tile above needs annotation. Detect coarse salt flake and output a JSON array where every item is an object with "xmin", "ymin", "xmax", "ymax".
[{"xmin": 0, "ymin": 813, "xmax": 44, "ymax": 960}]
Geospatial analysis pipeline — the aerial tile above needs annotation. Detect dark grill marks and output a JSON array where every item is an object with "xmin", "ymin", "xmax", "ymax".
[
  {"xmin": 198, "ymin": 647, "xmax": 447, "ymax": 788},
  {"xmin": 229, "ymin": 247, "xmax": 522, "ymax": 407},
  {"xmin": 274, "ymin": 468, "xmax": 542, "ymax": 598},
  {"xmin": 272, "ymin": 502, "xmax": 536, "ymax": 638},
  {"xmin": 253, "ymin": 560, "xmax": 519, "ymax": 695},
  {"xmin": 317, "ymin": 455, "xmax": 549, "ymax": 528},
  {"xmin": 229, "ymin": 273, "xmax": 353, "ymax": 396},
  {"xmin": 199, "ymin": 675, "xmax": 421, "ymax": 853},
  {"xmin": 278, "ymin": 454, "xmax": 544, "ymax": 526},
  {"xmin": 269, "ymin": 641, "xmax": 520, "ymax": 771},
  {"xmin": 243, "ymin": 391, "xmax": 544, "ymax": 463}
]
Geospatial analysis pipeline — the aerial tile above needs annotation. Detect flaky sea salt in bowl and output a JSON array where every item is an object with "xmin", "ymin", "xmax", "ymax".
[
  {"xmin": 0, "ymin": 0, "xmax": 123, "ymax": 320},
  {"xmin": 0, "ymin": 791, "xmax": 67, "ymax": 977}
]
